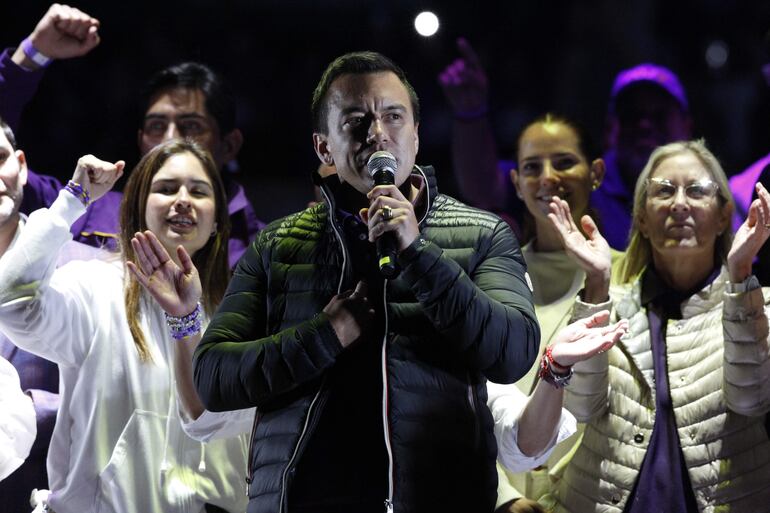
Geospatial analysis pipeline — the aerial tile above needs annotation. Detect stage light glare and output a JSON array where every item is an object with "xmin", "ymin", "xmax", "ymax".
[{"xmin": 414, "ymin": 11, "xmax": 439, "ymax": 37}]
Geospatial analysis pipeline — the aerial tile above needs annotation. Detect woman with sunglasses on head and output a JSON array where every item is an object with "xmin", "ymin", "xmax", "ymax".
[
  {"xmin": 543, "ymin": 139, "xmax": 770, "ymax": 512},
  {"xmin": 0, "ymin": 140, "xmax": 251, "ymax": 513}
]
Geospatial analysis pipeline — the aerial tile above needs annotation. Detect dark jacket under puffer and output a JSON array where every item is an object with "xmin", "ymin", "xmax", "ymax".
[{"xmin": 194, "ymin": 166, "xmax": 540, "ymax": 513}]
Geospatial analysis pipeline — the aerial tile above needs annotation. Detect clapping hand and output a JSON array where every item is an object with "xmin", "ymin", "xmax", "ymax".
[
  {"xmin": 547, "ymin": 196, "xmax": 612, "ymax": 302},
  {"xmin": 728, "ymin": 182, "xmax": 770, "ymax": 283},
  {"xmin": 126, "ymin": 231, "xmax": 201, "ymax": 317},
  {"xmin": 549, "ymin": 310, "xmax": 628, "ymax": 368}
]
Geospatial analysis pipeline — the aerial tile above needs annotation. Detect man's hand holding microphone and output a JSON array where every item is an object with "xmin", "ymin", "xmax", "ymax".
[{"xmin": 324, "ymin": 150, "xmax": 421, "ymax": 347}]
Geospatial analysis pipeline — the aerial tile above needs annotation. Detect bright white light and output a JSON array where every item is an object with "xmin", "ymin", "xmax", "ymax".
[{"xmin": 414, "ymin": 11, "xmax": 439, "ymax": 37}]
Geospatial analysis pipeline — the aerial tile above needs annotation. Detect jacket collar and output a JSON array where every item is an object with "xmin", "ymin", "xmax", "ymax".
[
  {"xmin": 616, "ymin": 266, "xmax": 729, "ymax": 322},
  {"xmin": 313, "ymin": 165, "xmax": 439, "ymax": 226}
]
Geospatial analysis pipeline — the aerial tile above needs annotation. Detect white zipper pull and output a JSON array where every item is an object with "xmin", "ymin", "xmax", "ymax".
[{"xmin": 384, "ymin": 499, "xmax": 394, "ymax": 513}]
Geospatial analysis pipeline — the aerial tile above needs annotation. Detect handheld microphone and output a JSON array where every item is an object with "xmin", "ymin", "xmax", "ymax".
[{"xmin": 367, "ymin": 151, "xmax": 400, "ymax": 279}]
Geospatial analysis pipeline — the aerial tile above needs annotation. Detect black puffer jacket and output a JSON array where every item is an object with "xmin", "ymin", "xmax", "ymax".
[{"xmin": 194, "ymin": 166, "xmax": 540, "ymax": 513}]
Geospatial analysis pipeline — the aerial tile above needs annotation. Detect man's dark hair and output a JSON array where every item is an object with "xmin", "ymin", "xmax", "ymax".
[
  {"xmin": 311, "ymin": 51, "xmax": 420, "ymax": 134},
  {"xmin": 140, "ymin": 62, "xmax": 237, "ymax": 134},
  {"xmin": 0, "ymin": 116, "xmax": 17, "ymax": 150}
]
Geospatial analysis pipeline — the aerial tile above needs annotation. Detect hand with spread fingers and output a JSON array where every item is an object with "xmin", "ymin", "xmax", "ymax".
[
  {"xmin": 359, "ymin": 184, "xmax": 420, "ymax": 252},
  {"xmin": 438, "ymin": 37, "xmax": 489, "ymax": 117},
  {"xmin": 547, "ymin": 196, "xmax": 612, "ymax": 303},
  {"xmin": 728, "ymin": 182, "xmax": 770, "ymax": 283},
  {"xmin": 549, "ymin": 310, "xmax": 628, "ymax": 368},
  {"xmin": 126, "ymin": 231, "xmax": 201, "ymax": 317}
]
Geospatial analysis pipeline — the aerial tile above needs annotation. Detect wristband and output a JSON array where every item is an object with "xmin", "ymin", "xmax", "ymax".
[
  {"xmin": 20, "ymin": 37, "xmax": 53, "ymax": 68},
  {"xmin": 538, "ymin": 346, "xmax": 573, "ymax": 389},
  {"xmin": 64, "ymin": 180, "xmax": 91, "ymax": 207},
  {"xmin": 726, "ymin": 275, "xmax": 760, "ymax": 294},
  {"xmin": 165, "ymin": 302, "xmax": 203, "ymax": 340}
]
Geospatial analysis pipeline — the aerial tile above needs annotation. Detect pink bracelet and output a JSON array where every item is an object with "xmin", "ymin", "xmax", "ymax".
[{"xmin": 538, "ymin": 346, "xmax": 573, "ymax": 389}]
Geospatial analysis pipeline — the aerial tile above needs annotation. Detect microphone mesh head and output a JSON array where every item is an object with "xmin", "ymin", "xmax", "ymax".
[{"xmin": 367, "ymin": 151, "xmax": 397, "ymax": 178}]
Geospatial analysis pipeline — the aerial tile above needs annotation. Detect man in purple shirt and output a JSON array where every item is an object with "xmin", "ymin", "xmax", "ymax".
[{"xmin": 0, "ymin": 3, "xmax": 263, "ymax": 266}]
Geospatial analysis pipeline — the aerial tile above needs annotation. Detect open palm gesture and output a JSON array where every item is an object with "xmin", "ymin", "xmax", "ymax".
[
  {"xmin": 548, "ymin": 196, "xmax": 612, "ymax": 302},
  {"xmin": 728, "ymin": 182, "xmax": 770, "ymax": 283},
  {"xmin": 126, "ymin": 231, "xmax": 201, "ymax": 317},
  {"xmin": 549, "ymin": 310, "xmax": 628, "ymax": 367}
]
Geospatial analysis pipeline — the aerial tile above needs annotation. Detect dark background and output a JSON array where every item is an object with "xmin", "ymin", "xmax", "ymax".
[{"xmin": 4, "ymin": 0, "xmax": 770, "ymax": 222}]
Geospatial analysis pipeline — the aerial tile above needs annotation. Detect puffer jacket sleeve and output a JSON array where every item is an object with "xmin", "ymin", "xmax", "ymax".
[
  {"xmin": 563, "ymin": 294, "xmax": 613, "ymax": 422},
  {"xmin": 396, "ymin": 219, "xmax": 540, "ymax": 384},
  {"xmin": 194, "ymin": 228, "xmax": 343, "ymax": 412},
  {"xmin": 722, "ymin": 284, "xmax": 770, "ymax": 416}
]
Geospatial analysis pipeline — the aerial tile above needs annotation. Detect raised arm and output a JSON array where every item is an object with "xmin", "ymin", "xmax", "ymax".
[
  {"xmin": 11, "ymin": 4, "xmax": 100, "ymax": 71},
  {"xmin": 0, "ymin": 155, "xmax": 122, "ymax": 365},
  {"xmin": 543, "ymin": 197, "xmax": 618, "ymax": 419},
  {"xmin": 439, "ymin": 38, "xmax": 507, "ymax": 211},
  {"xmin": 723, "ymin": 182, "xmax": 770, "ymax": 416},
  {"xmin": 1, "ymin": 4, "xmax": 99, "ymax": 129},
  {"xmin": 126, "ymin": 231, "xmax": 207, "ymax": 420}
]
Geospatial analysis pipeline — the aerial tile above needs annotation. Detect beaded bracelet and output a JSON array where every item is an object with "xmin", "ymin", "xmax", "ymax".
[
  {"xmin": 20, "ymin": 37, "xmax": 53, "ymax": 68},
  {"xmin": 538, "ymin": 346, "xmax": 573, "ymax": 389},
  {"xmin": 64, "ymin": 180, "xmax": 91, "ymax": 207},
  {"xmin": 165, "ymin": 302, "xmax": 203, "ymax": 340}
]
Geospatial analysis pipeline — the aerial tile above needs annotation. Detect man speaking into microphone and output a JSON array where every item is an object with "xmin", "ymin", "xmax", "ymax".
[{"xmin": 193, "ymin": 51, "xmax": 540, "ymax": 513}]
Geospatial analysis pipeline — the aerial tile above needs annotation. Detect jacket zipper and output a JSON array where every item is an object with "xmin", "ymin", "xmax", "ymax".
[
  {"xmin": 319, "ymin": 184, "xmax": 349, "ymax": 294},
  {"xmin": 278, "ymin": 384, "xmax": 324, "ymax": 513},
  {"xmin": 381, "ymin": 167, "xmax": 431, "ymax": 513},
  {"xmin": 276, "ymin": 185, "xmax": 350, "ymax": 512},
  {"xmin": 381, "ymin": 279, "xmax": 395, "ymax": 513},
  {"xmin": 244, "ymin": 409, "xmax": 262, "ymax": 494}
]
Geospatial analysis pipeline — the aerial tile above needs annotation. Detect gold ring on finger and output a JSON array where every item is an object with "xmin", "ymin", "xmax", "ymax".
[{"xmin": 382, "ymin": 205, "xmax": 393, "ymax": 221}]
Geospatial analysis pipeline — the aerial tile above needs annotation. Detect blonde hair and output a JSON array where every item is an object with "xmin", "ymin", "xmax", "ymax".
[
  {"xmin": 120, "ymin": 140, "xmax": 231, "ymax": 362},
  {"xmin": 617, "ymin": 139, "xmax": 734, "ymax": 283}
]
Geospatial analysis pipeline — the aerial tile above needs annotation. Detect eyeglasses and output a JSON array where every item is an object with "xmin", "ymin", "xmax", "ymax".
[{"xmin": 646, "ymin": 177, "xmax": 719, "ymax": 205}]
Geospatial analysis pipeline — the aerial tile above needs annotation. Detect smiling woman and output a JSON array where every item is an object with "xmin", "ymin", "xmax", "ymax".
[
  {"xmin": 144, "ymin": 153, "xmax": 217, "ymax": 265},
  {"xmin": 493, "ymin": 113, "xmax": 624, "ymax": 509},
  {"xmin": 0, "ymin": 139, "xmax": 251, "ymax": 513}
]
